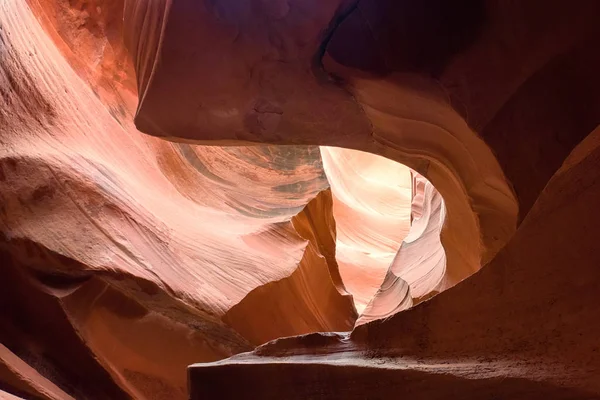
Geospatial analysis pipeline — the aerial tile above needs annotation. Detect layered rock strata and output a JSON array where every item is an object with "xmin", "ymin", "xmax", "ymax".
[{"xmin": 3, "ymin": 0, "xmax": 600, "ymax": 399}]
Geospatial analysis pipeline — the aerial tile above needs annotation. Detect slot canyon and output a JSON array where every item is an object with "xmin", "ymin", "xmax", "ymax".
[{"xmin": 0, "ymin": 0, "xmax": 599, "ymax": 399}]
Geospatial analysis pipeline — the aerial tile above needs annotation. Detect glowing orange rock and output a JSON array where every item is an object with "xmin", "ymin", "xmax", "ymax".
[{"xmin": 321, "ymin": 147, "xmax": 412, "ymax": 314}]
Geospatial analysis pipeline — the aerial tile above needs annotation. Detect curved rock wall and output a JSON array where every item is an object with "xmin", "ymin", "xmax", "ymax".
[
  {"xmin": 0, "ymin": 0, "xmax": 358, "ymax": 397},
  {"xmin": 124, "ymin": 0, "xmax": 519, "ymax": 295},
  {"xmin": 358, "ymin": 174, "xmax": 446, "ymax": 325},
  {"xmin": 320, "ymin": 147, "xmax": 412, "ymax": 314},
  {"xmin": 3, "ymin": 0, "xmax": 600, "ymax": 399},
  {"xmin": 190, "ymin": 124, "xmax": 600, "ymax": 398}
]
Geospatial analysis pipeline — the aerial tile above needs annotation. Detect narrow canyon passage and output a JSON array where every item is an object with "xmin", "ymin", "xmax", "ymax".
[
  {"xmin": 3, "ymin": 0, "xmax": 600, "ymax": 399},
  {"xmin": 222, "ymin": 146, "xmax": 449, "ymax": 345},
  {"xmin": 0, "ymin": 2, "xmax": 449, "ymax": 386},
  {"xmin": 321, "ymin": 147, "xmax": 448, "ymax": 324},
  {"xmin": 321, "ymin": 147, "xmax": 413, "ymax": 314}
]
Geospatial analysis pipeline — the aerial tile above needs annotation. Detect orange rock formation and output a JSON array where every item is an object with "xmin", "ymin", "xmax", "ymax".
[
  {"xmin": 1, "ymin": 0, "xmax": 600, "ymax": 399},
  {"xmin": 320, "ymin": 147, "xmax": 413, "ymax": 314}
]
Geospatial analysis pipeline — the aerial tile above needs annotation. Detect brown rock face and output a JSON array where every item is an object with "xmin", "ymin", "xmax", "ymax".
[
  {"xmin": 190, "ymin": 126, "xmax": 600, "ymax": 399},
  {"xmin": 320, "ymin": 147, "xmax": 413, "ymax": 314},
  {"xmin": 1, "ymin": 0, "xmax": 599, "ymax": 399}
]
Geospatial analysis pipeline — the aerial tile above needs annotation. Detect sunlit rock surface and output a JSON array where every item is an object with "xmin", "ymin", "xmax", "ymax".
[
  {"xmin": 124, "ymin": 0, "xmax": 519, "ymax": 289},
  {"xmin": 358, "ymin": 173, "xmax": 446, "ymax": 325},
  {"xmin": 191, "ymin": 125, "xmax": 600, "ymax": 399},
  {"xmin": 3, "ymin": 0, "xmax": 600, "ymax": 399},
  {"xmin": 320, "ymin": 147, "xmax": 412, "ymax": 314},
  {"xmin": 0, "ymin": 0, "xmax": 353, "ymax": 397}
]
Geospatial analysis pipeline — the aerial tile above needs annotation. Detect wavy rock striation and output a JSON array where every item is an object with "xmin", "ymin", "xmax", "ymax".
[
  {"xmin": 0, "ymin": 0, "xmax": 361, "ymax": 397},
  {"xmin": 190, "ymin": 124, "xmax": 600, "ymax": 398},
  {"xmin": 124, "ymin": 0, "xmax": 519, "ymax": 296},
  {"xmin": 358, "ymin": 173, "xmax": 446, "ymax": 325},
  {"xmin": 3, "ymin": 0, "xmax": 600, "ymax": 399},
  {"xmin": 320, "ymin": 147, "xmax": 413, "ymax": 314}
]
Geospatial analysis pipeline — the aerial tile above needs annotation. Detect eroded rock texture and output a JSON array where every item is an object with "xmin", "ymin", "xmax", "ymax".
[
  {"xmin": 0, "ymin": 0, "xmax": 356, "ymax": 397},
  {"xmin": 1, "ymin": 0, "xmax": 600, "ymax": 399},
  {"xmin": 320, "ymin": 147, "xmax": 412, "ymax": 314},
  {"xmin": 191, "ymin": 126, "xmax": 600, "ymax": 399}
]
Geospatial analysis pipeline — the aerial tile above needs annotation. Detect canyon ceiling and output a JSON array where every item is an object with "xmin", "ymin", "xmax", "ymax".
[{"xmin": 1, "ymin": 0, "xmax": 600, "ymax": 399}]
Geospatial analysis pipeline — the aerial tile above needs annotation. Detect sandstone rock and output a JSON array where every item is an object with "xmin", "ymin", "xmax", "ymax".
[
  {"xmin": 190, "ymin": 125, "xmax": 600, "ymax": 398},
  {"xmin": 2, "ymin": 0, "xmax": 599, "ymax": 398}
]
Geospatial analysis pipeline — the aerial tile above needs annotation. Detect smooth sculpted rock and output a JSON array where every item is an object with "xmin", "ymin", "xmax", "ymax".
[
  {"xmin": 0, "ymin": 0, "xmax": 354, "ymax": 397},
  {"xmin": 190, "ymin": 125, "xmax": 600, "ymax": 399},
  {"xmin": 125, "ymin": 0, "xmax": 520, "ymax": 306},
  {"xmin": 358, "ymin": 173, "xmax": 446, "ymax": 325},
  {"xmin": 320, "ymin": 147, "xmax": 413, "ymax": 314},
  {"xmin": 3, "ymin": 0, "xmax": 600, "ymax": 399}
]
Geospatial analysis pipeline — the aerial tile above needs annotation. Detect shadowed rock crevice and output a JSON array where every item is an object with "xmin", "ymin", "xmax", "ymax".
[
  {"xmin": 224, "ymin": 189, "xmax": 357, "ymax": 345},
  {"xmin": 0, "ymin": 249, "xmax": 130, "ymax": 400},
  {"xmin": 326, "ymin": 0, "xmax": 486, "ymax": 76}
]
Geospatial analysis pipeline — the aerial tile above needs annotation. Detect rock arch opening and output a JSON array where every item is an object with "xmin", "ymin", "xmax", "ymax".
[
  {"xmin": 320, "ymin": 147, "xmax": 447, "ymax": 325},
  {"xmin": 219, "ymin": 145, "xmax": 450, "ymax": 344},
  {"xmin": 7, "ymin": 0, "xmax": 600, "ymax": 398},
  {"xmin": 0, "ymin": 0, "xmax": 527, "ymax": 398}
]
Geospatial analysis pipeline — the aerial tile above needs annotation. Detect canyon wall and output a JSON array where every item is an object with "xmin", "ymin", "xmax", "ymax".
[{"xmin": 1, "ymin": 0, "xmax": 599, "ymax": 399}]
